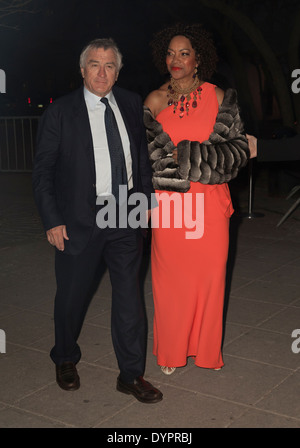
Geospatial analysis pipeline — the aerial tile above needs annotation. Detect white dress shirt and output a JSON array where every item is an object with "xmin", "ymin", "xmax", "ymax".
[{"xmin": 84, "ymin": 88, "xmax": 133, "ymax": 197}]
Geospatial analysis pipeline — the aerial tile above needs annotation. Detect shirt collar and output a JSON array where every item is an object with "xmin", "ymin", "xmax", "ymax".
[{"xmin": 84, "ymin": 87, "xmax": 116, "ymax": 110}]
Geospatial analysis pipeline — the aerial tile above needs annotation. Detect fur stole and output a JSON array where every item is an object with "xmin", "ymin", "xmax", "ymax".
[{"xmin": 143, "ymin": 88, "xmax": 249, "ymax": 192}]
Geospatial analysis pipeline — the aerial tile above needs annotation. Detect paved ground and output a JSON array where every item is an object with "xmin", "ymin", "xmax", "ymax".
[{"xmin": 0, "ymin": 168, "xmax": 299, "ymax": 429}]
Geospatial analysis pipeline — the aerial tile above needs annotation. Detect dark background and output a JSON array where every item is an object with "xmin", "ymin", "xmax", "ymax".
[{"xmin": 0, "ymin": 0, "xmax": 299, "ymax": 138}]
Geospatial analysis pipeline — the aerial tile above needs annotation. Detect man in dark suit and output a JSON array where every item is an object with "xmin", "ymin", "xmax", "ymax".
[
  {"xmin": 32, "ymin": 38, "xmax": 162, "ymax": 404},
  {"xmin": 247, "ymin": 133, "xmax": 300, "ymax": 161}
]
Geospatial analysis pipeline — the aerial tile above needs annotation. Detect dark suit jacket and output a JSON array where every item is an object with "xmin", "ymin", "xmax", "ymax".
[
  {"xmin": 32, "ymin": 85, "xmax": 154, "ymax": 255},
  {"xmin": 258, "ymin": 134, "xmax": 300, "ymax": 162}
]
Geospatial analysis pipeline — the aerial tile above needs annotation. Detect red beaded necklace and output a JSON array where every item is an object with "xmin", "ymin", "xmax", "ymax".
[{"xmin": 167, "ymin": 76, "xmax": 202, "ymax": 118}]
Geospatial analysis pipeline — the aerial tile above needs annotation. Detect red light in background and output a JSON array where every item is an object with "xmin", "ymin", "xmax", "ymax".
[
  {"xmin": 50, "ymin": 98, "xmax": 53, "ymax": 103},
  {"xmin": 27, "ymin": 97, "xmax": 31, "ymax": 104}
]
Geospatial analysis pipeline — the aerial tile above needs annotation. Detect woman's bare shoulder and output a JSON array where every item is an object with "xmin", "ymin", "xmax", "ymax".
[
  {"xmin": 144, "ymin": 82, "xmax": 169, "ymax": 117},
  {"xmin": 215, "ymin": 86, "xmax": 225, "ymax": 106}
]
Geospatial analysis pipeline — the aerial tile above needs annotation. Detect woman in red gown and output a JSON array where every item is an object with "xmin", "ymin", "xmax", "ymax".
[{"xmin": 144, "ymin": 24, "xmax": 249, "ymax": 375}]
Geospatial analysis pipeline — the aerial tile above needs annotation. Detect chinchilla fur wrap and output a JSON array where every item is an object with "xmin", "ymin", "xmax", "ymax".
[{"xmin": 143, "ymin": 88, "xmax": 249, "ymax": 192}]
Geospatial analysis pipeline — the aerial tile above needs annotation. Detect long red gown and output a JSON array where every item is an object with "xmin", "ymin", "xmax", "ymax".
[{"xmin": 151, "ymin": 82, "xmax": 234, "ymax": 369}]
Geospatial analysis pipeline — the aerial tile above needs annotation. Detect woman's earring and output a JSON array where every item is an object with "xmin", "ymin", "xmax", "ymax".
[{"xmin": 193, "ymin": 66, "xmax": 198, "ymax": 79}]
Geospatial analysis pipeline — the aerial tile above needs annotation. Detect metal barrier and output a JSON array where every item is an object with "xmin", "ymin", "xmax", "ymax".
[{"xmin": 0, "ymin": 116, "xmax": 40, "ymax": 172}]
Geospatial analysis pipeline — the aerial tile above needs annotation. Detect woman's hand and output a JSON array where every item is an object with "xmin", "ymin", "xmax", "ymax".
[{"xmin": 172, "ymin": 149, "xmax": 178, "ymax": 163}]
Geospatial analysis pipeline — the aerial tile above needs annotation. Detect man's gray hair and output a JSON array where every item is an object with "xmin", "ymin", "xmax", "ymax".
[{"xmin": 79, "ymin": 38, "xmax": 123, "ymax": 71}]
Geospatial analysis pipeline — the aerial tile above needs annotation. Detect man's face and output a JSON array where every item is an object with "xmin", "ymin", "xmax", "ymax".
[{"xmin": 81, "ymin": 47, "xmax": 119, "ymax": 97}]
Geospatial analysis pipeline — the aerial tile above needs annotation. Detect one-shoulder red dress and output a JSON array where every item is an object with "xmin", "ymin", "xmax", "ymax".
[{"xmin": 151, "ymin": 82, "xmax": 234, "ymax": 369}]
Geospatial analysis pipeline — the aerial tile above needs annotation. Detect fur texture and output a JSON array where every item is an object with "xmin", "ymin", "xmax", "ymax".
[{"xmin": 144, "ymin": 88, "xmax": 249, "ymax": 192}]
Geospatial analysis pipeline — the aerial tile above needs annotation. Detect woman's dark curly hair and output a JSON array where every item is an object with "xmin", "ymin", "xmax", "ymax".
[{"xmin": 150, "ymin": 23, "xmax": 218, "ymax": 80}]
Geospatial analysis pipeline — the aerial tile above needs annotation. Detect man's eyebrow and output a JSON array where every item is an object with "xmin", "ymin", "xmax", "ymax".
[{"xmin": 87, "ymin": 59, "xmax": 116, "ymax": 65}]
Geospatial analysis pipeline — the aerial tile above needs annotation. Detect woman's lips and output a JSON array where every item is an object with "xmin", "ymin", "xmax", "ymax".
[{"xmin": 171, "ymin": 67, "xmax": 182, "ymax": 71}]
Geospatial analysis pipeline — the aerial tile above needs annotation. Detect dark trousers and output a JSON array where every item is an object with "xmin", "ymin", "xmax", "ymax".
[{"xmin": 50, "ymin": 222, "xmax": 146, "ymax": 383}]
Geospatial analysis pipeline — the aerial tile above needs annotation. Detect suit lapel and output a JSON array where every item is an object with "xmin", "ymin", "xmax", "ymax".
[
  {"xmin": 112, "ymin": 87, "xmax": 138, "ymax": 180},
  {"xmin": 72, "ymin": 87, "xmax": 93, "ymax": 149},
  {"xmin": 113, "ymin": 88, "xmax": 133, "ymax": 140},
  {"xmin": 72, "ymin": 87, "xmax": 96, "ymax": 179},
  {"xmin": 113, "ymin": 88, "xmax": 138, "ymax": 190}
]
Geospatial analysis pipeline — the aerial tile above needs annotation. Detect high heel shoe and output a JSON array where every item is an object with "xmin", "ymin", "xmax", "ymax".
[{"xmin": 160, "ymin": 366, "xmax": 176, "ymax": 375}]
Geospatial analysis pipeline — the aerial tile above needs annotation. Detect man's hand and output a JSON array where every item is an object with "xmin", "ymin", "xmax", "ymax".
[
  {"xmin": 246, "ymin": 134, "xmax": 258, "ymax": 159},
  {"xmin": 46, "ymin": 225, "xmax": 69, "ymax": 251}
]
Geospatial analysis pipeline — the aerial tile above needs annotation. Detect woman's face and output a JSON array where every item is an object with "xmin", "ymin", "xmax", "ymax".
[{"xmin": 166, "ymin": 35, "xmax": 198, "ymax": 82}]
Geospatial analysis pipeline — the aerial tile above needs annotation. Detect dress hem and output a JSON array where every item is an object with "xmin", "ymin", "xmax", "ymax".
[{"xmin": 154, "ymin": 354, "xmax": 224, "ymax": 370}]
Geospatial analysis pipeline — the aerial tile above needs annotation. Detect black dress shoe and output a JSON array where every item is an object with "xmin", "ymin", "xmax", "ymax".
[
  {"xmin": 56, "ymin": 362, "xmax": 80, "ymax": 391},
  {"xmin": 117, "ymin": 375, "xmax": 163, "ymax": 403}
]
